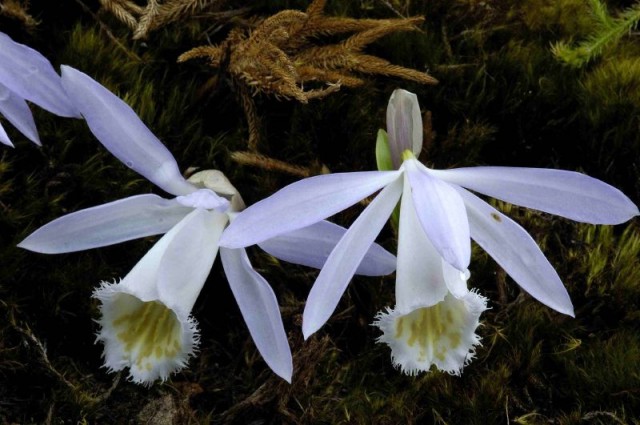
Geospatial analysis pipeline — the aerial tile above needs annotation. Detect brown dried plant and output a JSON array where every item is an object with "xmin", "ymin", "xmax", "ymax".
[
  {"xmin": 0, "ymin": 0, "xmax": 38, "ymax": 29},
  {"xmin": 98, "ymin": 0, "xmax": 236, "ymax": 40},
  {"xmin": 178, "ymin": 0, "xmax": 437, "ymax": 151}
]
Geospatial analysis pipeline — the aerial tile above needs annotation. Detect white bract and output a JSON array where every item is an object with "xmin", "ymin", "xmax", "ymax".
[
  {"xmin": 0, "ymin": 32, "xmax": 79, "ymax": 147},
  {"xmin": 221, "ymin": 88, "xmax": 639, "ymax": 354},
  {"xmin": 18, "ymin": 66, "xmax": 396, "ymax": 384}
]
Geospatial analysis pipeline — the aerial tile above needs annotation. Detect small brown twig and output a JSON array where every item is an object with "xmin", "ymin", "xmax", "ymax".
[{"xmin": 73, "ymin": 0, "xmax": 143, "ymax": 62}]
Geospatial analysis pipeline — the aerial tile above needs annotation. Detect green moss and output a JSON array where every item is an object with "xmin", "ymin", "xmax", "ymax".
[
  {"xmin": 580, "ymin": 57, "xmax": 640, "ymax": 125},
  {"xmin": 1, "ymin": 0, "xmax": 639, "ymax": 423},
  {"xmin": 552, "ymin": 0, "xmax": 640, "ymax": 68}
]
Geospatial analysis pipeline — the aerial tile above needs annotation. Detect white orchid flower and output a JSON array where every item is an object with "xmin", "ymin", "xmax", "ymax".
[
  {"xmin": 372, "ymin": 157, "xmax": 487, "ymax": 375},
  {"xmin": 18, "ymin": 66, "xmax": 395, "ymax": 384},
  {"xmin": 221, "ymin": 89, "xmax": 639, "ymax": 342},
  {"xmin": 0, "ymin": 32, "xmax": 79, "ymax": 147}
]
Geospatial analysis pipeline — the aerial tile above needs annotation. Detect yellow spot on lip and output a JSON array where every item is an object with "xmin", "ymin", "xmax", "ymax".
[
  {"xmin": 491, "ymin": 213, "xmax": 502, "ymax": 222},
  {"xmin": 392, "ymin": 296, "xmax": 468, "ymax": 364},
  {"xmin": 112, "ymin": 297, "xmax": 183, "ymax": 364}
]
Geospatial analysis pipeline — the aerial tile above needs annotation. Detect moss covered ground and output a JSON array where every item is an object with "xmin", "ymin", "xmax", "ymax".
[{"xmin": 0, "ymin": 0, "xmax": 639, "ymax": 423}]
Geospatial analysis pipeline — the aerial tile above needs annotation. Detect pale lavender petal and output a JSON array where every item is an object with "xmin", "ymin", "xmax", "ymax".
[
  {"xmin": 395, "ymin": 172, "xmax": 448, "ymax": 311},
  {"xmin": 386, "ymin": 89, "xmax": 422, "ymax": 168},
  {"xmin": 0, "ymin": 121, "xmax": 13, "ymax": 147},
  {"xmin": 18, "ymin": 194, "xmax": 193, "ymax": 253},
  {"xmin": 302, "ymin": 177, "xmax": 403, "ymax": 339},
  {"xmin": 221, "ymin": 170, "xmax": 403, "ymax": 249},
  {"xmin": 158, "ymin": 209, "xmax": 227, "ymax": 318},
  {"xmin": 458, "ymin": 187, "xmax": 574, "ymax": 316},
  {"xmin": 406, "ymin": 159, "xmax": 471, "ymax": 271},
  {"xmin": 0, "ymin": 32, "xmax": 78, "ymax": 117},
  {"xmin": 60, "ymin": 66, "xmax": 196, "ymax": 197},
  {"xmin": 0, "ymin": 82, "xmax": 40, "ymax": 145},
  {"xmin": 258, "ymin": 220, "xmax": 396, "ymax": 276},
  {"xmin": 220, "ymin": 247, "xmax": 293, "ymax": 382},
  {"xmin": 433, "ymin": 167, "xmax": 639, "ymax": 225}
]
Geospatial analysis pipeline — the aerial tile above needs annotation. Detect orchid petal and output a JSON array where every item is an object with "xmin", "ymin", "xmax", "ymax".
[
  {"xmin": 395, "ymin": 172, "xmax": 448, "ymax": 311},
  {"xmin": 18, "ymin": 194, "xmax": 193, "ymax": 253},
  {"xmin": 60, "ymin": 66, "xmax": 196, "ymax": 197},
  {"xmin": 0, "ymin": 82, "xmax": 40, "ymax": 145},
  {"xmin": 0, "ymin": 122, "xmax": 13, "ymax": 147},
  {"xmin": 302, "ymin": 177, "xmax": 403, "ymax": 339},
  {"xmin": 0, "ymin": 32, "xmax": 78, "ymax": 117},
  {"xmin": 220, "ymin": 247, "xmax": 293, "ymax": 382},
  {"xmin": 91, "ymin": 209, "xmax": 219, "ymax": 384},
  {"xmin": 458, "ymin": 187, "xmax": 574, "ymax": 316},
  {"xmin": 441, "ymin": 261, "xmax": 470, "ymax": 299},
  {"xmin": 433, "ymin": 167, "xmax": 639, "ymax": 225},
  {"xmin": 405, "ymin": 159, "xmax": 471, "ymax": 271},
  {"xmin": 158, "ymin": 209, "xmax": 227, "ymax": 318},
  {"xmin": 221, "ymin": 170, "xmax": 403, "ymax": 248},
  {"xmin": 258, "ymin": 220, "xmax": 396, "ymax": 276},
  {"xmin": 386, "ymin": 89, "xmax": 422, "ymax": 168},
  {"xmin": 374, "ymin": 291, "xmax": 486, "ymax": 376}
]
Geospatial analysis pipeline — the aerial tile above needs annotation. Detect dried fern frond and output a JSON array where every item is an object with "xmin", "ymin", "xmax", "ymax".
[
  {"xmin": 180, "ymin": 0, "xmax": 438, "ymax": 150},
  {"xmin": 99, "ymin": 0, "xmax": 141, "ymax": 29},
  {"xmin": 178, "ymin": 45, "xmax": 223, "ymax": 65},
  {"xmin": 133, "ymin": 0, "xmax": 160, "ymax": 39},
  {"xmin": 134, "ymin": 0, "xmax": 229, "ymax": 39},
  {"xmin": 182, "ymin": 0, "xmax": 437, "ymax": 100},
  {"xmin": 99, "ymin": 0, "xmax": 230, "ymax": 39},
  {"xmin": 0, "ymin": 0, "xmax": 39, "ymax": 28}
]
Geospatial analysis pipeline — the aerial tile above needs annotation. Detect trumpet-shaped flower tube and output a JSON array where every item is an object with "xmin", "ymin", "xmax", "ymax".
[
  {"xmin": 221, "ymin": 89, "xmax": 639, "ymax": 342},
  {"xmin": 95, "ymin": 208, "xmax": 225, "ymax": 383},
  {"xmin": 374, "ymin": 174, "xmax": 487, "ymax": 374},
  {"xmin": 18, "ymin": 66, "xmax": 395, "ymax": 384},
  {"xmin": 0, "ymin": 32, "xmax": 79, "ymax": 146}
]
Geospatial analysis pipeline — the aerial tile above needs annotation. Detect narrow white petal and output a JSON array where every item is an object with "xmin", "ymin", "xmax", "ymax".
[
  {"xmin": 220, "ymin": 247, "xmax": 293, "ymax": 382},
  {"xmin": 60, "ymin": 66, "xmax": 196, "ymax": 196},
  {"xmin": 111, "ymin": 208, "xmax": 222, "ymax": 307},
  {"xmin": 302, "ymin": 177, "xmax": 403, "ymax": 339},
  {"xmin": 157, "ymin": 209, "xmax": 228, "ymax": 318},
  {"xmin": 386, "ymin": 89, "xmax": 422, "ymax": 168},
  {"xmin": 18, "ymin": 194, "xmax": 193, "ymax": 253},
  {"xmin": 441, "ymin": 261, "xmax": 471, "ymax": 299},
  {"xmin": 257, "ymin": 220, "xmax": 396, "ymax": 276},
  {"xmin": 0, "ymin": 32, "xmax": 78, "ymax": 117},
  {"xmin": 395, "ymin": 173, "xmax": 448, "ymax": 311},
  {"xmin": 220, "ymin": 170, "xmax": 403, "ymax": 248},
  {"xmin": 0, "ymin": 82, "xmax": 40, "ymax": 144},
  {"xmin": 405, "ymin": 159, "xmax": 471, "ymax": 271},
  {"xmin": 458, "ymin": 187, "xmax": 574, "ymax": 316},
  {"xmin": 434, "ymin": 167, "xmax": 639, "ymax": 225},
  {"xmin": 0, "ymin": 122, "xmax": 13, "ymax": 147}
]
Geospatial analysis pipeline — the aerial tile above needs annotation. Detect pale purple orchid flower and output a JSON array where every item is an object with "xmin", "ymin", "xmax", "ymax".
[
  {"xmin": 220, "ymin": 89, "xmax": 639, "ymax": 349},
  {"xmin": 18, "ymin": 66, "xmax": 395, "ymax": 384},
  {"xmin": 0, "ymin": 32, "xmax": 79, "ymax": 147}
]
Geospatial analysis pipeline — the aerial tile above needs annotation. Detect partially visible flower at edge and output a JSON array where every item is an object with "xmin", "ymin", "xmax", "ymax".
[
  {"xmin": 220, "ymin": 89, "xmax": 639, "ymax": 351},
  {"xmin": 0, "ymin": 31, "xmax": 79, "ymax": 147},
  {"xmin": 17, "ymin": 66, "xmax": 396, "ymax": 384}
]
